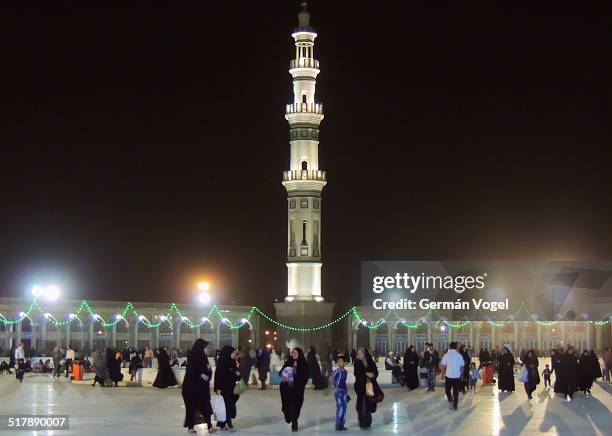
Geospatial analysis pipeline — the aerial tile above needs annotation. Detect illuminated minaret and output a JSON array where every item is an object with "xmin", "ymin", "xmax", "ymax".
[
  {"xmin": 276, "ymin": 2, "xmax": 334, "ymax": 350},
  {"xmin": 282, "ymin": 1, "xmax": 326, "ymax": 302}
]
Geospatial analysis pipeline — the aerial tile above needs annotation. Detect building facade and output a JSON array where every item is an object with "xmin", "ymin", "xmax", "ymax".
[
  {"xmin": 347, "ymin": 304, "xmax": 612, "ymax": 355},
  {"xmin": 0, "ymin": 297, "xmax": 259, "ymax": 355}
]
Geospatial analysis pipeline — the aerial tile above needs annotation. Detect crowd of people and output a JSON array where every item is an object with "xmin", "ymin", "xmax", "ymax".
[{"xmin": 2, "ymin": 340, "xmax": 611, "ymax": 433}]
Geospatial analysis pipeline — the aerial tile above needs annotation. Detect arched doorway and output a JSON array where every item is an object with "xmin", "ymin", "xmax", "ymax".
[
  {"xmin": 394, "ymin": 323, "xmax": 408, "ymax": 354},
  {"xmin": 374, "ymin": 322, "xmax": 389, "ymax": 355}
]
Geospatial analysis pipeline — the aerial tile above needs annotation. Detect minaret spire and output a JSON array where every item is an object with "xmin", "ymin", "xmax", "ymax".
[{"xmin": 282, "ymin": 2, "xmax": 326, "ymax": 302}]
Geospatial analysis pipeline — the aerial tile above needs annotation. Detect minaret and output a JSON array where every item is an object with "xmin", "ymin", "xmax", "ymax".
[
  {"xmin": 282, "ymin": 1, "xmax": 326, "ymax": 302},
  {"xmin": 275, "ymin": 2, "xmax": 334, "ymax": 350}
]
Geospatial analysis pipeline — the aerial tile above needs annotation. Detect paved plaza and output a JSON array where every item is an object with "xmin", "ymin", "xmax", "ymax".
[{"xmin": 0, "ymin": 373, "xmax": 610, "ymax": 435}]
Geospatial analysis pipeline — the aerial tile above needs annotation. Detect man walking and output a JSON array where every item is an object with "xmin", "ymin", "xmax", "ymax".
[
  {"xmin": 424, "ymin": 343, "xmax": 440, "ymax": 392},
  {"xmin": 321, "ymin": 342, "xmax": 333, "ymax": 380},
  {"xmin": 256, "ymin": 345, "xmax": 271, "ymax": 390},
  {"xmin": 440, "ymin": 342, "xmax": 465, "ymax": 411}
]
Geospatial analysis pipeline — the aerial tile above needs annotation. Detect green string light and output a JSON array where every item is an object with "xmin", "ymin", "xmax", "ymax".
[{"xmin": 1, "ymin": 299, "xmax": 610, "ymax": 331}]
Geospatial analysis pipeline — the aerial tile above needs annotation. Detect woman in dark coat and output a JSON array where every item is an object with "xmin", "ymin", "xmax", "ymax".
[
  {"xmin": 458, "ymin": 344, "xmax": 471, "ymax": 393},
  {"xmin": 182, "ymin": 339, "xmax": 214, "ymax": 433},
  {"xmin": 279, "ymin": 347, "xmax": 309, "ymax": 432},
  {"xmin": 522, "ymin": 349, "xmax": 539, "ymax": 400},
  {"xmin": 153, "ymin": 347, "xmax": 178, "ymax": 389},
  {"xmin": 106, "ymin": 347, "xmax": 122, "ymax": 387},
  {"xmin": 238, "ymin": 349, "xmax": 253, "ymax": 385},
  {"xmin": 564, "ymin": 346, "xmax": 580, "ymax": 399},
  {"xmin": 578, "ymin": 350, "xmax": 594, "ymax": 394},
  {"xmin": 354, "ymin": 347, "xmax": 383, "ymax": 429},
  {"xmin": 402, "ymin": 345, "xmax": 419, "ymax": 390},
  {"xmin": 589, "ymin": 350, "xmax": 602, "ymax": 381},
  {"xmin": 498, "ymin": 347, "xmax": 515, "ymax": 392},
  {"xmin": 214, "ymin": 345, "xmax": 240, "ymax": 430},
  {"xmin": 306, "ymin": 346, "xmax": 327, "ymax": 390},
  {"xmin": 551, "ymin": 348, "xmax": 565, "ymax": 394}
]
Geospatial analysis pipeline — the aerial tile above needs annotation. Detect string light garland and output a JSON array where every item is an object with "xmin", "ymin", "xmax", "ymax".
[{"xmin": 0, "ymin": 299, "xmax": 610, "ymax": 330}]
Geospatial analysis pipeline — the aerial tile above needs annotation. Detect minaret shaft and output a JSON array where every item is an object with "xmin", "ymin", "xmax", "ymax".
[{"xmin": 282, "ymin": 4, "xmax": 326, "ymax": 302}]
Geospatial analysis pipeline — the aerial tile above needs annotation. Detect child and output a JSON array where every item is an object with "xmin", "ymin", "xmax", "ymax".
[
  {"xmin": 542, "ymin": 364, "xmax": 551, "ymax": 389},
  {"xmin": 330, "ymin": 355, "xmax": 349, "ymax": 431},
  {"xmin": 16, "ymin": 358, "xmax": 25, "ymax": 383},
  {"xmin": 468, "ymin": 362, "xmax": 480, "ymax": 393}
]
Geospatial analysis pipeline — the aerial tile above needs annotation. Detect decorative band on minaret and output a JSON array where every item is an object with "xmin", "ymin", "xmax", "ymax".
[{"xmin": 282, "ymin": 2, "xmax": 326, "ymax": 302}]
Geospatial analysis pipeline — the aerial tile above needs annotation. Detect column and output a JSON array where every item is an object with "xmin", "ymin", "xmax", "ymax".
[
  {"xmin": 215, "ymin": 325, "xmax": 220, "ymax": 350},
  {"xmin": 232, "ymin": 328, "xmax": 239, "ymax": 347},
  {"xmin": 346, "ymin": 318, "xmax": 353, "ymax": 351},
  {"xmin": 514, "ymin": 323, "xmax": 519, "ymax": 350},
  {"xmin": 389, "ymin": 327, "xmax": 396, "ymax": 354},
  {"xmin": 586, "ymin": 322, "xmax": 591, "ymax": 350},
  {"xmin": 427, "ymin": 323, "xmax": 432, "ymax": 344},
  {"xmin": 31, "ymin": 322, "xmax": 38, "ymax": 352},
  {"xmin": 175, "ymin": 321, "xmax": 182, "ymax": 349},
  {"xmin": 65, "ymin": 323, "xmax": 71, "ymax": 347},
  {"xmin": 154, "ymin": 326, "xmax": 160, "ymax": 348},
  {"xmin": 88, "ymin": 320, "xmax": 94, "ymax": 350},
  {"xmin": 111, "ymin": 324, "xmax": 116, "ymax": 348},
  {"xmin": 537, "ymin": 323, "xmax": 542, "ymax": 351},
  {"xmin": 368, "ymin": 327, "xmax": 376, "ymax": 351},
  {"xmin": 195, "ymin": 326, "xmax": 201, "ymax": 342},
  {"xmin": 15, "ymin": 321, "xmax": 22, "ymax": 346},
  {"xmin": 469, "ymin": 323, "xmax": 474, "ymax": 348},
  {"xmin": 561, "ymin": 322, "xmax": 567, "ymax": 346},
  {"xmin": 595, "ymin": 325, "xmax": 602, "ymax": 350},
  {"xmin": 491, "ymin": 326, "xmax": 496, "ymax": 349},
  {"xmin": 41, "ymin": 319, "xmax": 47, "ymax": 353},
  {"xmin": 407, "ymin": 327, "xmax": 412, "ymax": 348}
]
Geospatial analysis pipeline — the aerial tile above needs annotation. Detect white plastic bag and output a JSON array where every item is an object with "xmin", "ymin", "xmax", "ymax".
[
  {"xmin": 213, "ymin": 394, "xmax": 226, "ymax": 422},
  {"xmin": 519, "ymin": 367, "xmax": 529, "ymax": 383}
]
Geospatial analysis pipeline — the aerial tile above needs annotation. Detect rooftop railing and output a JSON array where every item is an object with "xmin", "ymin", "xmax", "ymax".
[{"xmin": 283, "ymin": 170, "xmax": 326, "ymax": 182}]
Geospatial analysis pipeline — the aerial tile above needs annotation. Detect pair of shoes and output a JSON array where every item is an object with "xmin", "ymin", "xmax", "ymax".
[
  {"xmin": 291, "ymin": 421, "xmax": 298, "ymax": 432},
  {"xmin": 187, "ymin": 428, "xmax": 197, "ymax": 434},
  {"xmin": 335, "ymin": 426, "xmax": 348, "ymax": 431}
]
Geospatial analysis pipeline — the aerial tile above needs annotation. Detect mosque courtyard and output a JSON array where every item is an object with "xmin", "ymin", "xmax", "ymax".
[{"xmin": 0, "ymin": 372, "xmax": 610, "ymax": 435}]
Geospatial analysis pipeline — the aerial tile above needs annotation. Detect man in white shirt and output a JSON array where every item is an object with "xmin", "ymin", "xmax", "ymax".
[
  {"xmin": 439, "ymin": 342, "xmax": 464, "ymax": 410},
  {"xmin": 14, "ymin": 343, "xmax": 25, "ymax": 361},
  {"xmin": 65, "ymin": 345, "xmax": 75, "ymax": 378}
]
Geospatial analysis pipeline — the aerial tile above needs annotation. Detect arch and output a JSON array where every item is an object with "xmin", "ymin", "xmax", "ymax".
[{"xmin": 301, "ymin": 160, "xmax": 308, "ymax": 171}]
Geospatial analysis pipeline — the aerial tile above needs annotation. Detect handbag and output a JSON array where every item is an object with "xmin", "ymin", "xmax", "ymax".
[
  {"xmin": 213, "ymin": 394, "xmax": 226, "ymax": 422},
  {"xmin": 519, "ymin": 367, "xmax": 529, "ymax": 383},
  {"xmin": 365, "ymin": 379, "xmax": 375, "ymax": 397},
  {"xmin": 234, "ymin": 378, "xmax": 247, "ymax": 395}
]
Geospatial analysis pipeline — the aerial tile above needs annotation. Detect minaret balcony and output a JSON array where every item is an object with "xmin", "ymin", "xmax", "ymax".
[
  {"xmin": 290, "ymin": 58, "xmax": 320, "ymax": 70},
  {"xmin": 283, "ymin": 169, "xmax": 326, "ymax": 182},
  {"xmin": 286, "ymin": 102, "xmax": 323, "ymax": 115}
]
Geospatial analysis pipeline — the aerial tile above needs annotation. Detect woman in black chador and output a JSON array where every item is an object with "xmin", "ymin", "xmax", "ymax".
[
  {"xmin": 551, "ymin": 348, "xmax": 565, "ymax": 394},
  {"xmin": 578, "ymin": 350, "xmax": 594, "ymax": 394},
  {"xmin": 106, "ymin": 348, "xmax": 122, "ymax": 387},
  {"xmin": 523, "ymin": 349, "xmax": 539, "ymax": 400},
  {"xmin": 564, "ymin": 346, "xmax": 580, "ymax": 400},
  {"xmin": 498, "ymin": 347, "xmax": 515, "ymax": 392},
  {"xmin": 214, "ymin": 345, "xmax": 240, "ymax": 430},
  {"xmin": 182, "ymin": 339, "xmax": 214, "ymax": 433},
  {"xmin": 306, "ymin": 346, "xmax": 327, "ymax": 390},
  {"xmin": 402, "ymin": 345, "xmax": 419, "ymax": 390},
  {"xmin": 354, "ymin": 347, "xmax": 384, "ymax": 429},
  {"xmin": 153, "ymin": 347, "xmax": 178, "ymax": 389},
  {"xmin": 279, "ymin": 347, "xmax": 309, "ymax": 432}
]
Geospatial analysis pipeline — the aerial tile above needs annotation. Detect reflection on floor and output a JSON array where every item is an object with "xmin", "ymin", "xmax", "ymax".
[{"xmin": 0, "ymin": 374, "xmax": 610, "ymax": 435}]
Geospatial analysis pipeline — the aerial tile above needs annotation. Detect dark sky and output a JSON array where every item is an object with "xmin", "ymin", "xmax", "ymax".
[{"xmin": 1, "ymin": 1, "xmax": 610, "ymax": 313}]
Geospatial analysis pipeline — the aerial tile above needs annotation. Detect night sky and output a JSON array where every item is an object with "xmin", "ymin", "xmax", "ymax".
[{"xmin": 1, "ymin": 1, "xmax": 610, "ymax": 313}]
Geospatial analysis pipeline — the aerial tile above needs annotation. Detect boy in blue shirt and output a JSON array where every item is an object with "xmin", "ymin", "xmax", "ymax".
[{"xmin": 331, "ymin": 355, "xmax": 349, "ymax": 431}]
